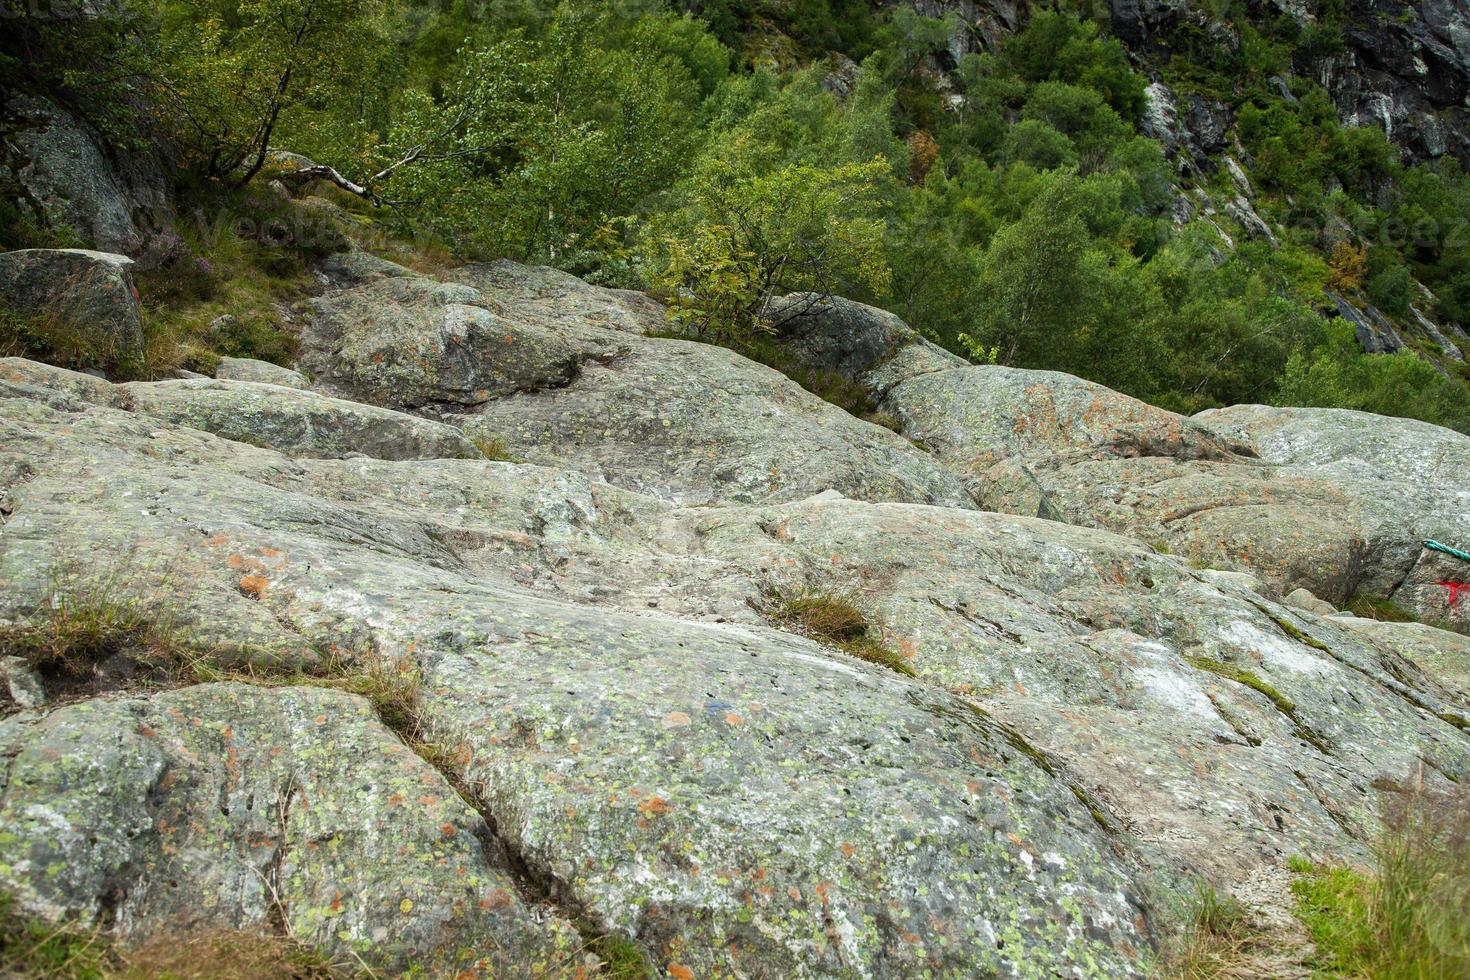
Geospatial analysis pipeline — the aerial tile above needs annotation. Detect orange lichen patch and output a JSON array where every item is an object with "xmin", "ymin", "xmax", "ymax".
[
  {"xmin": 238, "ymin": 574, "xmax": 269, "ymax": 599},
  {"xmin": 723, "ymin": 712, "xmax": 744, "ymax": 726},
  {"xmin": 226, "ymin": 553, "xmax": 267, "ymax": 573},
  {"xmin": 312, "ymin": 714, "xmax": 327, "ymax": 725},
  {"xmin": 840, "ymin": 842, "xmax": 855, "ymax": 858},
  {"xmin": 637, "ymin": 796, "xmax": 673, "ymax": 817},
  {"xmin": 786, "ymin": 886, "xmax": 801, "ymax": 901},
  {"xmin": 479, "ymin": 888, "xmax": 513, "ymax": 911},
  {"xmin": 668, "ymin": 965, "xmax": 695, "ymax": 980},
  {"xmin": 258, "ymin": 546, "xmax": 281, "ymax": 558},
  {"xmin": 440, "ymin": 823, "xmax": 457, "ymax": 838},
  {"xmin": 418, "ymin": 795, "xmax": 439, "ymax": 807},
  {"xmin": 662, "ymin": 711, "xmax": 692, "ymax": 728},
  {"xmin": 815, "ymin": 881, "xmax": 833, "ymax": 906},
  {"xmin": 387, "ymin": 793, "xmax": 406, "ymax": 807}
]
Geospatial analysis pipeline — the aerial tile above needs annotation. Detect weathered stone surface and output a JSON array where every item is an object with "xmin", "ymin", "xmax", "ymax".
[
  {"xmin": 446, "ymin": 259, "xmax": 666, "ymax": 340},
  {"xmin": 301, "ymin": 274, "xmax": 583, "ymax": 408},
  {"xmin": 1, "ymin": 95, "xmax": 173, "ymax": 256},
  {"xmin": 883, "ymin": 363, "xmax": 1243, "ymax": 477},
  {"xmin": 1332, "ymin": 617, "xmax": 1470, "ymax": 708},
  {"xmin": 214, "ymin": 356, "xmax": 308, "ymax": 389},
  {"xmin": 765, "ymin": 292, "xmax": 965, "ymax": 395},
  {"xmin": 0, "ymin": 683, "xmax": 582, "ymax": 974},
  {"xmin": 6, "ymin": 257, "xmax": 1470, "ymax": 974},
  {"xmin": 316, "ymin": 250, "xmax": 418, "ymax": 287},
  {"xmin": 115, "ymin": 377, "xmax": 482, "ymax": 461},
  {"xmin": 0, "ymin": 380, "xmax": 1158, "ymax": 976},
  {"xmin": 0, "ymin": 249, "xmax": 145, "ymax": 372},
  {"xmin": 456, "ymin": 337, "xmax": 975, "ymax": 507},
  {"xmin": 1284, "ymin": 588, "xmax": 1337, "ymax": 616}
]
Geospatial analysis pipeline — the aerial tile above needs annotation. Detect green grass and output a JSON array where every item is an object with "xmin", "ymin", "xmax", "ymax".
[
  {"xmin": 467, "ymin": 432, "xmax": 522, "ymax": 462},
  {"xmin": 0, "ymin": 894, "xmax": 113, "ymax": 980},
  {"xmin": 769, "ymin": 586, "xmax": 916, "ymax": 675},
  {"xmin": 0, "ymin": 565, "xmax": 193, "ymax": 692},
  {"xmin": 1342, "ymin": 594, "xmax": 1417, "ymax": 623},
  {"xmin": 1290, "ymin": 783, "xmax": 1470, "ymax": 978}
]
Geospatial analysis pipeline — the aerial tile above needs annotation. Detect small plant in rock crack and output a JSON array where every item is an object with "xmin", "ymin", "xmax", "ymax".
[
  {"xmin": 767, "ymin": 585, "xmax": 915, "ymax": 676},
  {"xmin": 0, "ymin": 561, "xmax": 196, "ymax": 697}
]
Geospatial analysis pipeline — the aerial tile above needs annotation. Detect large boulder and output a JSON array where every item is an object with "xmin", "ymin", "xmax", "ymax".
[
  {"xmin": 0, "ymin": 248, "xmax": 145, "ymax": 374},
  {"xmin": 302, "ymin": 264, "xmax": 973, "ymax": 507},
  {"xmin": 0, "ymin": 683, "xmax": 582, "ymax": 975},
  {"xmin": 1, "ymin": 95, "xmax": 174, "ymax": 257},
  {"xmin": 455, "ymin": 337, "xmax": 975, "ymax": 507},
  {"xmin": 301, "ymin": 275, "xmax": 586, "ymax": 408}
]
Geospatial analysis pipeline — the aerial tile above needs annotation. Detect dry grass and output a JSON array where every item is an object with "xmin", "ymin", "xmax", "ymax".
[
  {"xmin": 0, "ymin": 290, "xmax": 142, "ymax": 380},
  {"xmin": 769, "ymin": 586, "xmax": 916, "ymax": 676},
  {"xmin": 1161, "ymin": 776, "xmax": 1470, "ymax": 979},
  {"xmin": 0, "ymin": 564, "xmax": 198, "ymax": 700},
  {"xmin": 0, "ymin": 895, "xmax": 353, "ymax": 980}
]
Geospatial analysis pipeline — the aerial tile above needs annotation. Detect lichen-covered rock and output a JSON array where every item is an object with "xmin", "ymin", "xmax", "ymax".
[
  {"xmin": 116, "ymin": 378, "xmax": 482, "ymax": 460},
  {"xmin": 0, "ymin": 249, "xmax": 145, "ymax": 373},
  {"xmin": 446, "ymin": 259, "xmax": 666, "ymax": 339},
  {"xmin": 0, "ymin": 372, "xmax": 1158, "ymax": 977},
  {"xmin": 763, "ymin": 292, "xmax": 965, "ymax": 395},
  {"xmin": 456, "ymin": 337, "xmax": 975, "ymax": 507},
  {"xmin": 884, "ymin": 364, "xmax": 1244, "ymax": 473},
  {"xmin": 1, "ymin": 95, "xmax": 173, "ymax": 256},
  {"xmin": 213, "ymin": 356, "xmax": 308, "ymax": 389},
  {"xmin": 301, "ymin": 274, "xmax": 583, "ymax": 408},
  {"xmin": 0, "ymin": 683, "xmax": 583, "ymax": 974}
]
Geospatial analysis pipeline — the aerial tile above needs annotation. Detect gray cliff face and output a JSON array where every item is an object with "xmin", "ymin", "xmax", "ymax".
[{"xmin": 2, "ymin": 253, "xmax": 1468, "ymax": 974}]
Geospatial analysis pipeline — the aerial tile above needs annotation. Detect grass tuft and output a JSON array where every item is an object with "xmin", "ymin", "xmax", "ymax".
[
  {"xmin": 1291, "ymin": 780, "xmax": 1470, "ymax": 977},
  {"xmin": 467, "ymin": 433, "xmax": 522, "ymax": 463},
  {"xmin": 768, "ymin": 586, "xmax": 915, "ymax": 675}
]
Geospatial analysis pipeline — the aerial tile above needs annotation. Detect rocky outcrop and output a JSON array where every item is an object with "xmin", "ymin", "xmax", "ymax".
[
  {"xmin": 0, "ymin": 248, "xmax": 144, "ymax": 372},
  {"xmin": 0, "ymin": 683, "xmax": 583, "ymax": 975},
  {"xmin": 0, "ymin": 358, "xmax": 481, "ymax": 461},
  {"xmin": 302, "ymin": 267, "xmax": 973, "ymax": 508},
  {"xmin": 0, "ymin": 376, "xmax": 1157, "ymax": 976},
  {"xmin": 3, "ymin": 251, "xmax": 1468, "ymax": 973},
  {"xmin": 759, "ymin": 294, "xmax": 1469, "ymax": 627},
  {"xmin": 0, "ymin": 95, "xmax": 175, "ymax": 257}
]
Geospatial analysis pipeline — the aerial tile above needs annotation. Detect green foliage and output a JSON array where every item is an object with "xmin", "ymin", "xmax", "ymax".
[
  {"xmin": 1277, "ymin": 322, "xmax": 1470, "ymax": 433},
  {"xmin": 386, "ymin": 7, "xmax": 700, "ymax": 265},
  {"xmin": 648, "ymin": 156, "xmax": 890, "ymax": 343},
  {"xmin": 14, "ymin": 0, "xmax": 1463, "ymax": 432},
  {"xmin": 0, "ymin": 307, "xmax": 141, "ymax": 381},
  {"xmin": 156, "ymin": 0, "xmax": 389, "ymax": 183}
]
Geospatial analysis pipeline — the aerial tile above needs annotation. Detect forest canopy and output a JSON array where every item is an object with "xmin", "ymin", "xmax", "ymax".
[{"xmin": 3, "ymin": 0, "xmax": 1469, "ymax": 431}]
